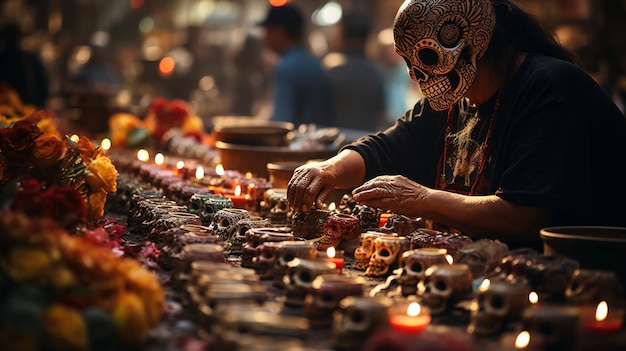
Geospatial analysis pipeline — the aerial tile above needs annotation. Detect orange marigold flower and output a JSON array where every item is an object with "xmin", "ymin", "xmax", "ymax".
[
  {"xmin": 85, "ymin": 155, "xmax": 118, "ymax": 193},
  {"xmin": 76, "ymin": 136, "xmax": 102, "ymax": 163},
  {"xmin": 86, "ymin": 189, "xmax": 107, "ymax": 220},
  {"xmin": 32, "ymin": 133, "xmax": 67, "ymax": 168},
  {"xmin": 43, "ymin": 304, "xmax": 88, "ymax": 351}
]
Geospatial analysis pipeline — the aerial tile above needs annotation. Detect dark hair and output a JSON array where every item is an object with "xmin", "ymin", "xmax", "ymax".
[{"xmin": 484, "ymin": 0, "xmax": 577, "ymax": 71}]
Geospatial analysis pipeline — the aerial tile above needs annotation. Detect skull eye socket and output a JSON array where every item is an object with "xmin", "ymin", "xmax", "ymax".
[
  {"xmin": 489, "ymin": 295, "xmax": 505, "ymax": 310},
  {"xmin": 298, "ymin": 270, "xmax": 313, "ymax": 283},
  {"xmin": 349, "ymin": 310, "xmax": 365, "ymax": 324},
  {"xmin": 434, "ymin": 280, "xmax": 447, "ymax": 291},
  {"xmin": 410, "ymin": 262, "xmax": 424, "ymax": 273},
  {"xmin": 283, "ymin": 252, "xmax": 295, "ymax": 262},
  {"xmin": 378, "ymin": 248, "xmax": 391, "ymax": 257},
  {"xmin": 220, "ymin": 218, "xmax": 231, "ymax": 227},
  {"xmin": 262, "ymin": 250, "xmax": 275, "ymax": 259},
  {"xmin": 320, "ymin": 292, "xmax": 334, "ymax": 303},
  {"xmin": 190, "ymin": 202, "xmax": 201, "ymax": 211},
  {"xmin": 438, "ymin": 21, "xmax": 462, "ymax": 48},
  {"xmin": 417, "ymin": 48, "xmax": 439, "ymax": 67}
]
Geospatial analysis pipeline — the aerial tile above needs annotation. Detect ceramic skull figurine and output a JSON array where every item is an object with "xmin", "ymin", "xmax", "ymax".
[
  {"xmin": 208, "ymin": 208, "xmax": 250, "ymax": 242},
  {"xmin": 525, "ymin": 254, "xmax": 579, "ymax": 302},
  {"xmin": 318, "ymin": 214, "xmax": 361, "ymax": 250},
  {"xmin": 339, "ymin": 194, "xmax": 357, "ymax": 215},
  {"xmin": 272, "ymin": 241, "xmax": 318, "ymax": 288},
  {"xmin": 399, "ymin": 248, "xmax": 449, "ymax": 297},
  {"xmin": 520, "ymin": 306, "xmax": 581, "ymax": 351},
  {"xmin": 304, "ymin": 275, "xmax": 364, "ymax": 329},
  {"xmin": 291, "ymin": 209, "xmax": 331, "ymax": 240},
  {"xmin": 565, "ymin": 269, "xmax": 624, "ymax": 307},
  {"xmin": 227, "ymin": 217, "xmax": 272, "ymax": 254},
  {"xmin": 189, "ymin": 194, "xmax": 234, "ymax": 226},
  {"xmin": 468, "ymin": 279, "xmax": 531, "ymax": 335},
  {"xmin": 453, "ymin": 239, "xmax": 510, "ymax": 279},
  {"xmin": 393, "ymin": 0, "xmax": 496, "ymax": 111},
  {"xmin": 354, "ymin": 232, "xmax": 396, "ymax": 271},
  {"xmin": 365, "ymin": 236, "xmax": 410, "ymax": 277},
  {"xmin": 380, "ymin": 214, "xmax": 424, "ymax": 236},
  {"xmin": 420, "ymin": 264, "xmax": 473, "ymax": 314},
  {"xmin": 284, "ymin": 258, "xmax": 338, "ymax": 307},
  {"xmin": 242, "ymin": 228, "xmax": 294, "ymax": 268},
  {"xmin": 253, "ymin": 241, "xmax": 282, "ymax": 279},
  {"xmin": 331, "ymin": 297, "xmax": 392, "ymax": 351},
  {"xmin": 353, "ymin": 204, "xmax": 381, "ymax": 231}
]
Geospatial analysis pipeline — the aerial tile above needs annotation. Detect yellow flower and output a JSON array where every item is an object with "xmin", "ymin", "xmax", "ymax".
[
  {"xmin": 112, "ymin": 292, "xmax": 148, "ymax": 346},
  {"xmin": 85, "ymin": 155, "xmax": 118, "ymax": 193},
  {"xmin": 181, "ymin": 114, "xmax": 204, "ymax": 133},
  {"xmin": 43, "ymin": 304, "xmax": 88, "ymax": 351},
  {"xmin": 86, "ymin": 189, "xmax": 107, "ymax": 220},
  {"xmin": 31, "ymin": 133, "xmax": 67, "ymax": 168},
  {"xmin": 123, "ymin": 260, "xmax": 164, "ymax": 327},
  {"xmin": 2, "ymin": 246, "xmax": 52, "ymax": 282}
]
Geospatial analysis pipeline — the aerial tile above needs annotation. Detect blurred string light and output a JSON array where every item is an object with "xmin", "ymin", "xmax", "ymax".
[
  {"xmin": 198, "ymin": 76, "xmax": 215, "ymax": 91},
  {"xmin": 159, "ymin": 57, "xmax": 176, "ymax": 77},
  {"xmin": 322, "ymin": 52, "xmax": 346, "ymax": 70},
  {"xmin": 131, "ymin": 0, "xmax": 144, "ymax": 9},
  {"xmin": 269, "ymin": 0, "xmax": 288, "ymax": 6},
  {"xmin": 75, "ymin": 46, "xmax": 92, "ymax": 65},
  {"xmin": 139, "ymin": 17, "xmax": 154, "ymax": 33},
  {"xmin": 312, "ymin": 1, "xmax": 342, "ymax": 26},
  {"xmin": 90, "ymin": 31, "xmax": 110, "ymax": 48},
  {"xmin": 143, "ymin": 36, "xmax": 162, "ymax": 61},
  {"xmin": 48, "ymin": 11, "xmax": 62, "ymax": 34}
]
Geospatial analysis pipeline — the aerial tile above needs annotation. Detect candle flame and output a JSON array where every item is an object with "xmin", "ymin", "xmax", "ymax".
[
  {"xmin": 596, "ymin": 301, "xmax": 608, "ymax": 322},
  {"xmin": 176, "ymin": 161, "xmax": 185, "ymax": 170},
  {"xmin": 137, "ymin": 149, "xmax": 150, "ymax": 162},
  {"xmin": 245, "ymin": 172, "xmax": 253, "ymax": 179},
  {"xmin": 478, "ymin": 279, "xmax": 491, "ymax": 292},
  {"xmin": 195, "ymin": 166, "xmax": 205, "ymax": 180},
  {"xmin": 215, "ymin": 164, "xmax": 225, "ymax": 176},
  {"xmin": 328, "ymin": 202, "xmax": 336, "ymax": 211},
  {"xmin": 445, "ymin": 254, "xmax": 454, "ymax": 264},
  {"xmin": 529, "ymin": 291, "xmax": 539, "ymax": 304},
  {"xmin": 100, "ymin": 138, "xmax": 111, "ymax": 151},
  {"xmin": 70, "ymin": 134, "xmax": 80, "ymax": 143},
  {"xmin": 514, "ymin": 330, "xmax": 531, "ymax": 349},
  {"xmin": 234, "ymin": 184, "xmax": 242, "ymax": 196},
  {"xmin": 407, "ymin": 302, "xmax": 421, "ymax": 317},
  {"xmin": 327, "ymin": 246, "xmax": 336, "ymax": 258},
  {"xmin": 154, "ymin": 153, "xmax": 165, "ymax": 166}
]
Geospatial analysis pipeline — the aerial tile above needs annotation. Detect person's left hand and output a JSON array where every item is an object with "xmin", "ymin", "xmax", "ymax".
[{"xmin": 352, "ymin": 175, "xmax": 428, "ymax": 217}]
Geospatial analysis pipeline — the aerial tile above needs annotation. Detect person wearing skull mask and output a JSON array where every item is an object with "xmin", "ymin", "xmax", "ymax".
[{"xmin": 287, "ymin": 0, "xmax": 626, "ymax": 250}]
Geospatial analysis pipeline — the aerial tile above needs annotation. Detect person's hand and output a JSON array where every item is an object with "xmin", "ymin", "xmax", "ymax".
[
  {"xmin": 352, "ymin": 175, "xmax": 428, "ymax": 216},
  {"xmin": 287, "ymin": 162, "xmax": 337, "ymax": 212}
]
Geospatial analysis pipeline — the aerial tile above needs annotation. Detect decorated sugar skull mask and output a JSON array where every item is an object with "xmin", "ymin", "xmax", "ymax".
[{"xmin": 393, "ymin": 0, "xmax": 496, "ymax": 110}]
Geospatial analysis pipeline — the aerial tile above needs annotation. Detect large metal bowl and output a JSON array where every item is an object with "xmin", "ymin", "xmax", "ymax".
[
  {"xmin": 540, "ymin": 226, "xmax": 626, "ymax": 291},
  {"xmin": 212, "ymin": 122, "xmax": 294, "ymax": 147}
]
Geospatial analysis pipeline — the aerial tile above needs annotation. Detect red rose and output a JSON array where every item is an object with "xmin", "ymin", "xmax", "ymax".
[
  {"xmin": 0, "ymin": 120, "xmax": 43, "ymax": 161},
  {"xmin": 149, "ymin": 97, "xmax": 168, "ymax": 117},
  {"xmin": 12, "ymin": 185, "xmax": 87, "ymax": 227}
]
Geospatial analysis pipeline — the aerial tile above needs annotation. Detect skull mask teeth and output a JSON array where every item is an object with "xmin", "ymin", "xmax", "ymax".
[{"xmin": 393, "ymin": 0, "xmax": 496, "ymax": 110}]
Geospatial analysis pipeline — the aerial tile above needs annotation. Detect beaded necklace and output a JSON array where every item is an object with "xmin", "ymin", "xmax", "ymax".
[{"xmin": 438, "ymin": 89, "xmax": 503, "ymax": 195}]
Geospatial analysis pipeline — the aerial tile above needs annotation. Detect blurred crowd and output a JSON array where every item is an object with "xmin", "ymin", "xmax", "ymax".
[{"xmin": 0, "ymin": 0, "xmax": 624, "ymax": 137}]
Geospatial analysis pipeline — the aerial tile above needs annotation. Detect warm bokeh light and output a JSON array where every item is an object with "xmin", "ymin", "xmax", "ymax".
[
  {"xmin": 137, "ymin": 149, "xmax": 150, "ymax": 162},
  {"xmin": 100, "ymin": 138, "xmax": 111, "ymax": 151},
  {"xmin": 70, "ymin": 134, "xmax": 80, "ymax": 143},
  {"xmin": 407, "ymin": 302, "xmax": 421, "ymax": 317},
  {"xmin": 154, "ymin": 153, "xmax": 165, "ymax": 166},
  {"xmin": 245, "ymin": 172, "xmax": 253, "ymax": 179},
  {"xmin": 269, "ymin": 0, "xmax": 288, "ymax": 7},
  {"xmin": 159, "ymin": 56, "xmax": 175, "ymax": 76},
  {"xmin": 196, "ymin": 166, "xmax": 205, "ymax": 180},
  {"xmin": 515, "ymin": 330, "xmax": 531, "ymax": 349},
  {"xmin": 328, "ymin": 202, "xmax": 336, "ymax": 212},
  {"xmin": 327, "ymin": 247, "xmax": 336, "ymax": 258},
  {"xmin": 131, "ymin": 0, "xmax": 144, "ymax": 9},
  {"xmin": 478, "ymin": 279, "xmax": 491, "ymax": 293},
  {"xmin": 529, "ymin": 291, "xmax": 539, "ymax": 304},
  {"xmin": 234, "ymin": 185, "xmax": 242, "ymax": 196},
  {"xmin": 445, "ymin": 254, "xmax": 454, "ymax": 264},
  {"xmin": 176, "ymin": 161, "xmax": 185, "ymax": 170},
  {"xmin": 215, "ymin": 164, "xmax": 225, "ymax": 176},
  {"xmin": 596, "ymin": 301, "xmax": 609, "ymax": 322}
]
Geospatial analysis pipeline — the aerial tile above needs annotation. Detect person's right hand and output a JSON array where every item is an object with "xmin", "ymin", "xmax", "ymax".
[{"xmin": 287, "ymin": 161, "xmax": 338, "ymax": 213}]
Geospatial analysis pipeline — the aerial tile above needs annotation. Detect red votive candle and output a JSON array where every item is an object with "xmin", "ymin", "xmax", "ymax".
[
  {"xmin": 389, "ymin": 302, "xmax": 431, "ymax": 334},
  {"xmin": 225, "ymin": 185, "xmax": 247, "ymax": 209},
  {"xmin": 379, "ymin": 212, "xmax": 393, "ymax": 228}
]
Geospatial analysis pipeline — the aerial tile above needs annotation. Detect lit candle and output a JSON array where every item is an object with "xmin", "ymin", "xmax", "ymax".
[
  {"xmin": 326, "ymin": 247, "xmax": 344, "ymax": 273},
  {"xmin": 154, "ymin": 152, "xmax": 165, "ymax": 167},
  {"xmin": 514, "ymin": 330, "xmax": 531, "ymax": 349},
  {"xmin": 528, "ymin": 291, "xmax": 539, "ymax": 305},
  {"xmin": 584, "ymin": 301, "xmax": 623, "ymax": 333},
  {"xmin": 226, "ymin": 184, "xmax": 247, "ymax": 209},
  {"xmin": 100, "ymin": 138, "xmax": 111, "ymax": 151},
  {"xmin": 215, "ymin": 164, "xmax": 225, "ymax": 176},
  {"xmin": 389, "ymin": 302, "xmax": 431, "ymax": 334},
  {"xmin": 445, "ymin": 254, "xmax": 454, "ymax": 264},
  {"xmin": 379, "ymin": 212, "xmax": 392, "ymax": 228},
  {"xmin": 70, "ymin": 134, "xmax": 80, "ymax": 143},
  {"xmin": 137, "ymin": 149, "xmax": 150, "ymax": 162}
]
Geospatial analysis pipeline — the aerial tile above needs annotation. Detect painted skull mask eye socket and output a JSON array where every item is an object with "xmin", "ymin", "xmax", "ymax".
[{"xmin": 392, "ymin": 0, "xmax": 496, "ymax": 111}]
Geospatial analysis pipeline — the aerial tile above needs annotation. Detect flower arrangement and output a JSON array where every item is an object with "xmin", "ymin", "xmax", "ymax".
[
  {"xmin": 0, "ymin": 211, "xmax": 164, "ymax": 351},
  {"xmin": 0, "ymin": 115, "xmax": 118, "ymax": 227},
  {"xmin": 109, "ymin": 97, "xmax": 204, "ymax": 149}
]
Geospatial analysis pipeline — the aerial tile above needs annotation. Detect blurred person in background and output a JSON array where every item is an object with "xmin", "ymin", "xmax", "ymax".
[
  {"xmin": 259, "ymin": 4, "xmax": 332, "ymax": 126},
  {"xmin": 0, "ymin": 23, "xmax": 49, "ymax": 107},
  {"xmin": 326, "ymin": 12, "xmax": 386, "ymax": 132},
  {"xmin": 232, "ymin": 32, "xmax": 269, "ymax": 116}
]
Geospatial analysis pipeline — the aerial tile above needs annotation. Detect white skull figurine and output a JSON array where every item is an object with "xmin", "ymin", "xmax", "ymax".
[
  {"xmin": 284, "ymin": 258, "xmax": 338, "ymax": 307},
  {"xmin": 393, "ymin": 0, "xmax": 496, "ymax": 111},
  {"xmin": 365, "ymin": 236, "xmax": 409, "ymax": 277},
  {"xmin": 468, "ymin": 279, "xmax": 531, "ymax": 335},
  {"xmin": 354, "ymin": 232, "xmax": 385, "ymax": 271},
  {"xmin": 331, "ymin": 297, "xmax": 392, "ymax": 351},
  {"xmin": 420, "ymin": 264, "xmax": 473, "ymax": 314},
  {"xmin": 399, "ymin": 248, "xmax": 449, "ymax": 297},
  {"xmin": 208, "ymin": 208, "xmax": 249, "ymax": 242}
]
